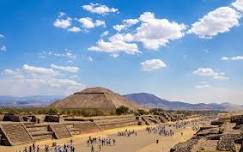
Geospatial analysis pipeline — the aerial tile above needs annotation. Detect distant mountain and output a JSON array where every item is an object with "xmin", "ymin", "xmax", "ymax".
[
  {"xmin": 0, "ymin": 95, "xmax": 63, "ymax": 107},
  {"xmin": 124, "ymin": 93, "xmax": 243, "ymax": 111}
]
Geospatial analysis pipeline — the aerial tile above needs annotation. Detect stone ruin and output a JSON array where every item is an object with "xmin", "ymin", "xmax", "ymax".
[
  {"xmin": 170, "ymin": 114, "xmax": 243, "ymax": 152},
  {"xmin": 0, "ymin": 111, "xmax": 185, "ymax": 146}
]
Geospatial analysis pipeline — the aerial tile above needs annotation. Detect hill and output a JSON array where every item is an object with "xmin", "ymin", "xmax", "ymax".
[
  {"xmin": 51, "ymin": 87, "xmax": 139, "ymax": 111},
  {"xmin": 124, "ymin": 93, "xmax": 243, "ymax": 111}
]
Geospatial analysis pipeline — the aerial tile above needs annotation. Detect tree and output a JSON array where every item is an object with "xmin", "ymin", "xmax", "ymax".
[
  {"xmin": 116, "ymin": 106, "xmax": 130, "ymax": 115},
  {"xmin": 47, "ymin": 108, "xmax": 59, "ymax": 115}
]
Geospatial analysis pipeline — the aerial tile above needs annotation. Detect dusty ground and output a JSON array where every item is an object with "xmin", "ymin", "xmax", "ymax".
[{"xmin": 0, "ymin": 120, "xmax": 198, "ymax": 152}]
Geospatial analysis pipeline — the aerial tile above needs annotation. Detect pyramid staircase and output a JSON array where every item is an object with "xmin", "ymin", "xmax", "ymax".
[
  {"xmin": 0, "ymin": 123, "xmax": 33, "ymax": 145},
  {"xmin": 25, "ymin": 124, "xmax": 54, "ymax": 141},
  {"xmin": 49, "ymin": 124, "xmax": 72, "ymax": 139}
]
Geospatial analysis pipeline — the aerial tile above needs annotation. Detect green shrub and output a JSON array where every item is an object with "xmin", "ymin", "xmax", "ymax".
[
  {"xmin": 116, "ymin": 106, "xmax": 130, "ymax": 115},
  {"xmin": 47, "ymin": 108, "xmax": 59, "ymax": 115}
]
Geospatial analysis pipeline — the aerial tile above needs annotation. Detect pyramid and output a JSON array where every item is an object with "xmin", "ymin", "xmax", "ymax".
[{"xmin": 50, "ymin": 87, "xmax": 139, "ymax": 111}]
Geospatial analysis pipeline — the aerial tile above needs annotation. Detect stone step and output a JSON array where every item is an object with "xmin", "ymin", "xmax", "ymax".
[
  {"xmin": 30, "ymin": 131, "xmax": 53, "ymax": 137},
  {"xmin": 0, "ymin": 123, "xmax": 33, "ymax": 145},
  {"xmin": 32, "ymin": 134, "xmax": 53, "ymax": 141},
  {"xmin": 50, "ymin": 124, "xmax": 72, "ymax": 139}
]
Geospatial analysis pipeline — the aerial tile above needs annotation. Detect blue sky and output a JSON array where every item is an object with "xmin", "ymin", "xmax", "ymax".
[{"xmin": 0, "ymin": 0, "xmax": 243, "ymax": 104}]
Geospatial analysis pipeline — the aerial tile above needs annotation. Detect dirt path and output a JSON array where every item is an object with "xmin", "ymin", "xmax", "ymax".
[{"xmin": 138, "ymin": 127, "xmax": 194, "ymax": 152}]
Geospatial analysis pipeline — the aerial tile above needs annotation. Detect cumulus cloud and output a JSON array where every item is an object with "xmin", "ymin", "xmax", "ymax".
[
  {"xmin": 0, "ymin": 64, "xmax": 83, "ymax": 96},
  {"xmin": 89, "ymin": 12, "xmax": 186, "ymax": 55},
  {"xmin": 193, "ymin": 67, "xmax": 229, "ymax": 80},
  {"xmin": 82, "ymin": 3, "xmax": 118, "ymax": 15},
  {"xmin": 113, "ymin": 19, "xmax": 139, "ymax": 32},
  {"xmin": 78, "ymin": 17, "xmax": 105, "ymax": 29},
  {"xmin": 232, "ymin": 0, "xmax": 243, "ymax": 12},
  {"xmin": 221, "ymin": 55, "xmax": 243, "ymax": 61},
  {"xmin": 88, "ymin": 38, "xmax": 139, "ymax": 56},
  {"xmin": 132, "ymin": 12, "xmax": 187, "ymax": 50},
  {"xmin": 89, "ymin": 33, "xmax": 140, "ymax": 56},
  {"xmin": 141, "ymin": 59, "xmax": 167, "ymax": 72},
  {"xmin": 53, "ymin": 12, "xmax": 72, "ymax": 29},
  {"xmin": 188, "ymin": 7, "xmax": 241, "ymax": 38},
  {"xmin": 68, "ymin": 26, "xmax": 81, "ymax": 32},
  {"xmin": 50, "ymin": 64, "xmax": 79, "ymax": 73}
]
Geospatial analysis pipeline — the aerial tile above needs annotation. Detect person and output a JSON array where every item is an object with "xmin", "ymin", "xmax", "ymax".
[
  {"xmin": 29, "ymin": 145, "xmax": 32, "ymax": 152},
  {"xmin": 32, "ymin": 143, "xmax": 36, "ymax": 151},
  {"xmin": 71, "ymin": 146, "xmax": 75, "ymax": 152},
  {"xmin": 156, "ymin": 139, "xmax": 159, "ymax": 144},
  {"xmin": 36, "ymin": 145, "xmax": 40, "ymax": 152},
  {"xmin": 91, "ymin": 144, "xmax": 95, "ymax": 152}
]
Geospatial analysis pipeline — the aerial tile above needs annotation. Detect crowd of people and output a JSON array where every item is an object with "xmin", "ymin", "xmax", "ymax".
[
  {"xmin": 87, "ymin": 136, "xmax": 116, "ymax": 152},
  {"xmin": 146, "ymin": 125, "xmax": 175, "ymax": 136},
  {"xmin": 20, "ymin": 140, "xmax": 76, "ymax": 152},
  {"xmin": 20, "ymin": 143, "xmax": 40, "ymax": 152},
  {"xmin": 117, "ymin": 129, "xmax": 137, "ymax": 137}
]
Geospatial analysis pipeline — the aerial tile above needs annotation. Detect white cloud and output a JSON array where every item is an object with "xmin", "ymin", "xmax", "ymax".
[
  {"xmin": 188, "ymin": 7, "xmax": 241, "ymax": 38},
  {"xmin": 95, "ymin": 12, "xmax": 186, "ymax": 52},
  {"xmin": 0, "ymin": 65, "xmax": 83, "ymax": 96},
  {"xmin": 53, "ymin": 13, "xmax": 72, "ymax": 29},
  {"xmin": 2, "ymin": 69, "xmax": 23, "ymax": 79},
  {"xmin": 221, "ymin": 55, "xmax": 243, "ymax": 61},
  {"xmin": 141, "ymin": 59, "xmax": 167, "ymax": 72},
  {"xmin": 88, "ymin": 37, "xmax": 139, "ymax": 56},
  {"xmin": 113, "ymin": 19, "xmax": 139, "ymax": 32},
  {"xmin": 89, "ymin": 12, "xmax": 186, "ymax": 55},
  {"xmin": 50, "ymin": 64, "xmax": 79, "ymax": 73},
  {"xmin": 39, "ymin": 50, "xmax": 76, "ymax": 60},
  {"xmin": 95, "ymin": 20, "xmax": 106, "ymax": 27},
  {"xmin": 132, "ymin": 12, "xmax": 187, "ymax": 50},
  {"xmin": 0, "ymin": 45, "xmax": 7, "ymax": 52},
  {"xmin": 68, "ymin": 26, "xmax": 81, "ymax": 32},
  {"xmin": 193, "ymin": 67, "xmax": 229, "ymax": 80},
  {"xmin": 23, "ymin": 64, "xmax": 58, "ymax": 78},
  {"xmin": 82, "ymin": 3, "xmax": 118, "ymax": 15},
  {"xmin": 78, "ymin": 17, "xmax": 105, "ymax": 29},
  {"xmin": 232, "ymin": 0, "xmax": 243, "ymax": 12}
]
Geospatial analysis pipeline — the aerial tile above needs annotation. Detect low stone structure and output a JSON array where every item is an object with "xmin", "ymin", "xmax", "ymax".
[
  {"xmin": 170, "ymin": 137, "xmax": 200, "ymax": 152},
  {"xmin": 170, "ymin": 114, "xmax": 243, "ymax": 152},
  {"xmin": 44, "ymin": 115, "xmax": 60, "ymax": 122},
  {"xmin": 0, "ymin": 111, "xmax": 185, "ymax": 146},
  {"xmin": 3, "ymin": 114, "xmax": 23, "ymax": 122}
]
